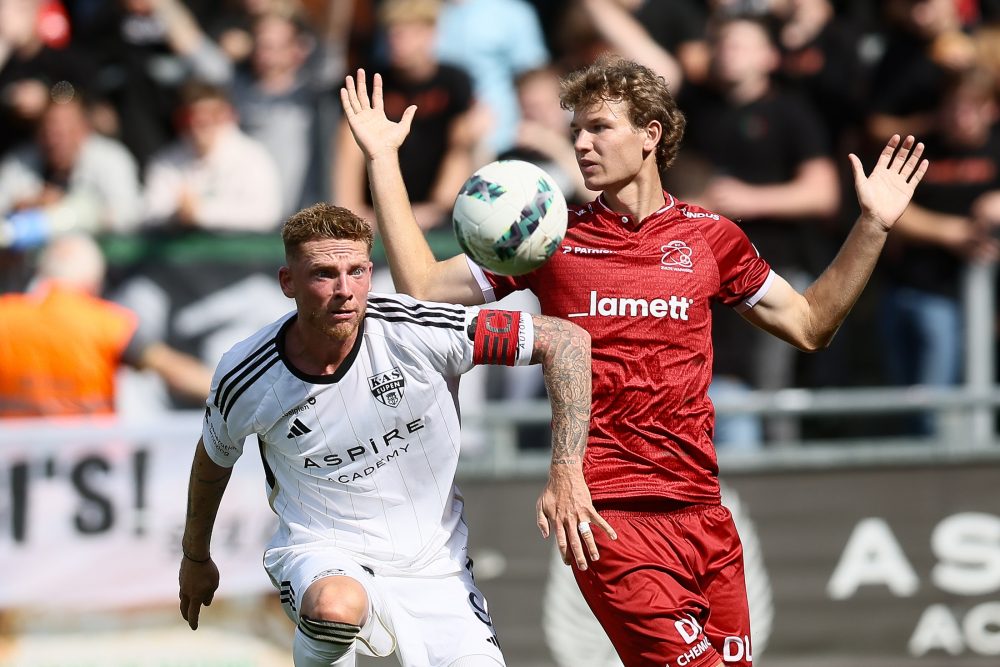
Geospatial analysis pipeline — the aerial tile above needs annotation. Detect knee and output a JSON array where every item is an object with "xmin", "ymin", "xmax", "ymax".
[{"xmin": 300, "ymin": 576, "xmax": 369, "ymax": 626}]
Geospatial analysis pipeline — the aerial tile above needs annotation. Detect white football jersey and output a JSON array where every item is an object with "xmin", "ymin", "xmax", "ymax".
[{"xmin": 202, "ymin": 293, "xmax": 533, "ymax": 576}]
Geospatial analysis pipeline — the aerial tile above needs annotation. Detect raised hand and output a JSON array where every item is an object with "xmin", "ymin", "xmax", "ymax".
[
  {"xmin": 849, "ymin": 135, "xmax": 929, "ymax": 231},
  {"xmin": 340, "ymin": 68, "xmax": 417, "ymax": 160}
]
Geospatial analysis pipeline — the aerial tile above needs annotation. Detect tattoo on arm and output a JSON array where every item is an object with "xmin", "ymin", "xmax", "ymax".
[
  {"xmin": 182, "ymin": 439, "xmax": 234, "ymax": 557},
  {"xmin": 531, "ymin": 315, "xmax": 592, "ymax": 467}
]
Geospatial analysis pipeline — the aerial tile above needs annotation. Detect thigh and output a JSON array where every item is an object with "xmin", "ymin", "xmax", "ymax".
[
  {"xmin": 573, "ymin": 506, "xmax": 738, "ymax": 667},
  {"xmin": 697, "ymin": 508, "xmax": 753, "ymax": 666},
  {"xmin": 384, "ymin": 565, "xmax": 505, "ymax": 667}
]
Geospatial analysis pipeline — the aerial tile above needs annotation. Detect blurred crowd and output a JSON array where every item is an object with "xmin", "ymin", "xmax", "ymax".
[{"xmin": 3, "ymin": 0, "xmax": 1000, "ymax": 446}]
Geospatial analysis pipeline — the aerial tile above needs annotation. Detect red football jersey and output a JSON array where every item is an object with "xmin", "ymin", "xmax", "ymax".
[{"xmin": 478, "ymin": 194, "xmax": 773, "ymax": 504}]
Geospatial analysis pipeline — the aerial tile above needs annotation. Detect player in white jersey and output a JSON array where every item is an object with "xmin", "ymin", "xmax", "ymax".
[{"xmin": 178, "ymin": 203, "xmax": 613, "ymax": 667}]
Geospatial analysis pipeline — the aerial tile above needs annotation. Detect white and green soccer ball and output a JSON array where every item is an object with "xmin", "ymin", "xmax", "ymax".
[{"xmin": 452, "ymin": 160, "xmax": 568, "ymax": 276}]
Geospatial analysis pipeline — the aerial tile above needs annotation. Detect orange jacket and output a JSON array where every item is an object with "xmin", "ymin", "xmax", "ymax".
[{"xmin": 0, "ymin": 282, "xmax": 138, "ymax": 417}]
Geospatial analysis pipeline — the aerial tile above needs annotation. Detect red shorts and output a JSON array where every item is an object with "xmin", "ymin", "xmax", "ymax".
[{"xmin": 574, "ymin": 502, "xmax": 753, "ymax": 667}]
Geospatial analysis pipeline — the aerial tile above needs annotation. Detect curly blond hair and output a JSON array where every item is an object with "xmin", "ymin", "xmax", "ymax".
[{"xmin": 560, "ymin": 56, "xmax": 686, "ymax": 172}]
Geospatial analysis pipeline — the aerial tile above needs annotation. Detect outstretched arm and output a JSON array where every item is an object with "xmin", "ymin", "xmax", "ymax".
[
  {"xmin": 744, "ymin": 134, "xmax": 929, "ymax": 351},
  {"xmin": 136, "ymin": 342, "xmax": 213, "ymax": 404},
  {"xmin": 340, "ymin": 69, "xmax": 484, "ymax": 305},
  {"xmin": 178, "ymin": 438, "xmax": 233, "ymax": 630},
  {"xmin": 530, "ymin": 315, "xmax": 616, "ymax": 570}
]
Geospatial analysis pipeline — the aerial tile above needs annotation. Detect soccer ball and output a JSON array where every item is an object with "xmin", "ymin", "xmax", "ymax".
[{"xmin": 452, "ymin": 160, "xmax": 568, "ymax": 276}]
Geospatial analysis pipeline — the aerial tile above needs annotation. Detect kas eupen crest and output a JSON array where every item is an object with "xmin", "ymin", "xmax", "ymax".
[{"xmin": 368, "ymin": 367, "xmax": 405, "ymax": 407}]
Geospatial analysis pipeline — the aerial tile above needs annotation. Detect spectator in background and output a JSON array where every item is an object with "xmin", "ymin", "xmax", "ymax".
[
  {"xmin": 570, "ymin": 0, "xmax": 684, "ymax": 94},
  {"xmin": 0, "ymin": 93, "xmax": 141, "ymax": 249},
  {"xmin": 207, "ymin": 0, "xmax": 303, "ymax": 66},
  {"xmin": 232, "ymin": 11, "xmax": 333, "ymax": 216},
  {"xmin": 179, "ymin": 7, "xmax": 338, "ymax": 217},
  {"xmin": 867, "ymin": 0, "xmax": 978, "ymax": 142},
  {"xmin": 564, "ymin": 0, "xmax": 708, "ymax": 85},
  {"xmin": 334, "ymin": 0, "xmax": 475, "ymax": 231},
  {"xmin": 142, "ymin": 81, "xmax": 282, "ymax": 231},
  {"xmin": 207, "ymin": 0, "xmax": 353, "ymax": 81},
  {"xmin": 879, "ymin": 67, "xmax": 1000, "ymax": 434},
  {"xmin": 500, "ymin": 66, "xmax": 596, "ymax": 205},
  {"xmin": 0, "ymin": 0, "xmax": 97, "ymax": 158},
  {"xmin": 0, "ymin": 233, "xmax": 211, "ymax": 417},
  {"xmin": 435, "ymin": 0, "xmax": 549, "ymax": 156},
  {"xmin": 76, "ymin": 0, "xmax": 231, "ymax": 168},
  {"xmin": 679, "ymin": 14, "xmax": 840, "ymax": 442},
  {"xmin": 774, "ymin": 0, "xmax": 868, "ymax": 152},
  {"xmin": 628, "ymin": 0, "xmax": 710, "ymax": 84}
]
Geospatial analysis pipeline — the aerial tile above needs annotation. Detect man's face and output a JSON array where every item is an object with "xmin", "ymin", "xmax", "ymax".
[
  {"xmin": 182, "ymin": 98, "xmax": 233, "ymax": 156},
  {"xmin": 252, "ymin": 16, "xmax": 304, "ymax": 77},
  {"xmin": 711, "ymin": 21, "xmax": 776, "ymax": 88},
  {"xmin": 39, "ymin": 102, "xmax": 89, "ymax": 173},
  {"xmin": 571, "ymin": 99, "xmax": 652, "ymax": 192},
  {"xmin": 386, "ymin": 20, "xmax": 437, "ymax": 69},
  {"xmin": 279, "ymin": 238, "xmax": 373, "ymax": 342},
  {"xmin": 519, "ymin": 71, "xmax": 567, "ymax": 131}
]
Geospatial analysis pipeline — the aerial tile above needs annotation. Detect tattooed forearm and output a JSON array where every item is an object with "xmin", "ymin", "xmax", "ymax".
[
  {"xmin": 182, "ymin": 438, "xmax": 234, "ymax": 558},
  {"xmin": 531, "ymin": 315, "xmax": 592, "ymax": 467}
]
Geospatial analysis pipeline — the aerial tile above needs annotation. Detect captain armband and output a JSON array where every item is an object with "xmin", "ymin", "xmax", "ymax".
[{"xmin": 471, "ymin": 310, "xmax": 534, "ymax": 367}]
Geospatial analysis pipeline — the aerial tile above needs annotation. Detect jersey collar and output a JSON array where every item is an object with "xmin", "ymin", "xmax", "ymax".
[
  {"xmin": 593, "ymin": 192, "xmax": 676, "ymax": 228},
  {"xmin": 276, "ymin": 314, "xmax": 366, "ymax": 384}
]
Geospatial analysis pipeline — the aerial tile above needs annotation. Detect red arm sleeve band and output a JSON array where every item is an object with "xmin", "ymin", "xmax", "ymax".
[{"xmin": 472, "ymin": 309, "xmax": 525, "ymax": 366}]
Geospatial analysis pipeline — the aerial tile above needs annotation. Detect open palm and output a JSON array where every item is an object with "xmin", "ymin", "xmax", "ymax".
[
  {"xmin": 849, "ymin": 134, "xmax": 929, "ymax": 231},
  {"xmin": 340, "ymin": 69, "xmax": 416, "ymax": 160}
]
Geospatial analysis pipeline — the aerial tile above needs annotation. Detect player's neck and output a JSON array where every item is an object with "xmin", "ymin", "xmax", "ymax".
[
  {"xmin": 602, "ymin": 172, "xmax": 667, "ymax": 221},
  {"xmin": 285, "ymin": 320, "xmax": 357, "ymax": 376}
]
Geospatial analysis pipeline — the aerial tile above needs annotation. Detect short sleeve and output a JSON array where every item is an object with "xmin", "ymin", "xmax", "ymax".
[
  {"xmin": 703, "ymin": 214, "xmax": 774, "ymax": 311},
  {"xmin": 372, "ymin": 295, "xmax": 534, "ymax": 373},
  {"xmin": 202, "ymin": 402, "xmax": 248, "ymax": 467},
  {"xmin": 202, "ymin": 352, "xmax": 258, "ymax": 466},
  {"xmin": 467, "ymin": 308, "xmax": 534, "ymax": 367},
  {"xmin": 466, "ymin": 256, "xmax": 527, "ymax": 304}
]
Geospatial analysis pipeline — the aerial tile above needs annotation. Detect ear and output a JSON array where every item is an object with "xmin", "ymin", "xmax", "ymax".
[
  {"xmin": 278, "ymin": 266, "xmax": 295, "ymax": 298},
  {"xmin": 644, "ymin": 120, "xmax": 663, "ymax": 154}
]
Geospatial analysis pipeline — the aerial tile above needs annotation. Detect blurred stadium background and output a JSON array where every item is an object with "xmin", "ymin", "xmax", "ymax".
[{"xmin": 3, "ymin": 0, "xmax": 1000, "ymax": 665}]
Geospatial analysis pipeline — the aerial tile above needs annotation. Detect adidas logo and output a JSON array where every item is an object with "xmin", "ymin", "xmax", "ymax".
[{"xmin": 287, "ymin": 418, "xmax": 312, "ymax": 439}]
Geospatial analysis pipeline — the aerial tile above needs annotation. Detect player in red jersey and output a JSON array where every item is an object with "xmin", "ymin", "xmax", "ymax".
[{"xmin": 340, "ymin": 59, "xmax": 927, "ymax": 667}]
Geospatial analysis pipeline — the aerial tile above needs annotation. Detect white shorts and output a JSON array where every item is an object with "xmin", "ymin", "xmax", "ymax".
[{"xmin": 264, "ymin": 546, "xmax": 505, "ymax": 667}]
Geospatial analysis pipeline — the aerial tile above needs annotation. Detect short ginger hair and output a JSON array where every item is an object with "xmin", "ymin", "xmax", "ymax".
[{"xmin": 281, "ymin": 203, "xmax": 374, "ymax": 259}]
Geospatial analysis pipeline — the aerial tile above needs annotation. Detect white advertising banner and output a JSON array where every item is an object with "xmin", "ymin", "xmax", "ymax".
[{"xmin": 0, "ymin": 414, "xmax": 277, "ymax": 611}]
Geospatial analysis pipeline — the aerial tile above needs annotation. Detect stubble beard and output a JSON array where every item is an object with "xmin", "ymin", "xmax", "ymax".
[{"xmin": 305, "ymin": 308, "xmax": 360, "ymax": 342}]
